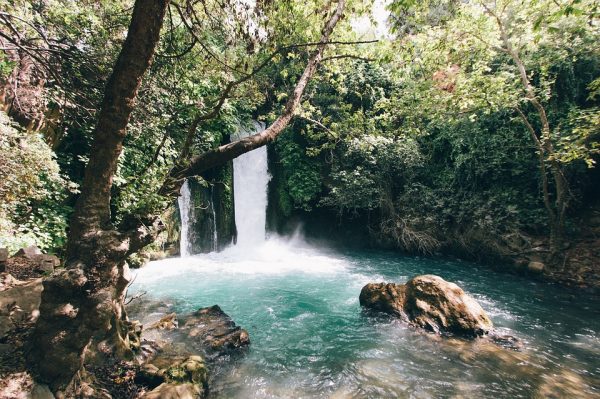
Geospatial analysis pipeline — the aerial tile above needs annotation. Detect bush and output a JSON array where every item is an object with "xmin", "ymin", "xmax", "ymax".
[{"xmin": 0, "ymin": 111, "xmax": 74, "ymax": 253}]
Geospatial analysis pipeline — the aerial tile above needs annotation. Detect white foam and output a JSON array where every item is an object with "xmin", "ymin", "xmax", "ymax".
[{"xmin": 135, "ymin": 237, "xmax": 350, "ymax": 284}]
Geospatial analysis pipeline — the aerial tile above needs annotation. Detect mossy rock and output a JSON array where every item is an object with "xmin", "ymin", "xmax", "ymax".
[{"xmin": 160, "ymin": 355, "xmax": 208, "ymax": 390}]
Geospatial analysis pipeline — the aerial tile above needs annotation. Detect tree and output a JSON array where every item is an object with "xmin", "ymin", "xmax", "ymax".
[
  {"xmin": 26, "ymin": 0, "xmax": 171, "ymax": 391},
  {"xmin": 480, "ymin": 0, "xmax": 569, "ymax": 248},
  {"xmin": 26, "ymin": 0, "xmax": 348, "ymax": 392},
  {"xmin": 388, "ymin": 0, "xmax": 600, "ymax": 249}
]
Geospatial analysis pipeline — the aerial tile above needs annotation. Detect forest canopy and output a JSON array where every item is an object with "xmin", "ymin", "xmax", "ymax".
[{"xmin": 0, "ymin": 0, "xmax": 598, "ymax": 253}]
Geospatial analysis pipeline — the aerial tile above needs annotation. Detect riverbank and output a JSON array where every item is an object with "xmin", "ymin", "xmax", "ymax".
[{"xmin": 265, "ymin": 203, "xmax": 600, "ymax": 291}]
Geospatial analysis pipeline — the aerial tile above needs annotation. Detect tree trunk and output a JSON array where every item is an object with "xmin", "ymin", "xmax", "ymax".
[
  {"xmin": 26, "ymin": 0, "xmax": 169, "ymax": 393},
  {"xmin": 492, "ymin": 7, "xmax": 568, "ymax": 250}
]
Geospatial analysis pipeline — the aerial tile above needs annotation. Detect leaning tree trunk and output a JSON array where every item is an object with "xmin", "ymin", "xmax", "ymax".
[
  {"xmin": 159, "ymin": 0, "xmax": 347, "ymax": 196},
  {"xmin": 26, "ymin": 0, "xmax": 169, "ymax": 393}
]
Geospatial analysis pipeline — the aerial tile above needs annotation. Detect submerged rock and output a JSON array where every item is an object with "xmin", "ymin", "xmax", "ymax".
[
  {"xmin": 181, "ymin": 305, "xmax": 250, "ymax": 355},
  {"xmin": 536, "ymin": 368, "xmax": 598, "ymax": 399},
  {"xmin": 130, "ymin": 304, "xmax": 249, "ymax": 398},
  {"xmin": 360, "ymin": 275, "xmax": 493, "ymax": 336}
]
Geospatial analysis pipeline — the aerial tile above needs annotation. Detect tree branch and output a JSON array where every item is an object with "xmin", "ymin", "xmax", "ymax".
[
  {"xmin": 159, "ymin": 0, "xmax": 348, "ymax": 196},
  {"xmin": 321, "ymin": 54, "xmax": 375, "ymax": 62}
]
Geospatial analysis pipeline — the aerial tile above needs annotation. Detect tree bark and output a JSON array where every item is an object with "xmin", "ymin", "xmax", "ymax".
[
  {"xmin": 26, "ymin": 0, "xmax": 169, "ymax": 393},
  {"xmin": 160, "ymin": 0, "xmax": 347, "ymax": 196}
]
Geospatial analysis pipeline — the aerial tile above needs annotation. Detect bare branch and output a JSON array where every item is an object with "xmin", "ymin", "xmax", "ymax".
[{"xmin": 321, "ymin": 54, "xmax": 375, "ymax": 62}]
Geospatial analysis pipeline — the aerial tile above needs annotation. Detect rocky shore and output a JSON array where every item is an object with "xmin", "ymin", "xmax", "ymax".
[{"xmin": 0, "ymin": 247, "xmax": 250, "ymax": 399}]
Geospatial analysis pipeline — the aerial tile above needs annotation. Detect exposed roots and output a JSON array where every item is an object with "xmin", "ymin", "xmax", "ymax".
[{"xmin": 380, "ymin": 217, "xmax": 441, "ymax": 255}]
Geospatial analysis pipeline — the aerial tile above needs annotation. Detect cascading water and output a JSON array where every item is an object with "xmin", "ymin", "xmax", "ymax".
[
  {"xmin": 233, "ymin": 120, "xmax": 270, "ymax": 246},
  {"xmin": 177, "ymin": 178, "xmax": 192, "ymax": 257},
  {"xmin": 210, "ymin": 185, "xmax": 218, "ymax": 252},
  {"xmin": 178, "ymin": 120, "xmax": 267, "ymax": 256},
  {"xmin": 130, "ymin": 123, "xmax": 600, "ymax": 398}
]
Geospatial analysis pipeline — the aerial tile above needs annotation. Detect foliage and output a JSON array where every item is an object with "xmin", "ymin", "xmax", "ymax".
[
  {"xmin": 0, "ymin": 111, "xmax": 73, "ymax": 252},
  {"xmin": 271, "ymin": 0, "xmax": 599, "ymax": 254},
  {"xmin": 0, "ymin": 0, "xmax": 598, "ymax": 257}
]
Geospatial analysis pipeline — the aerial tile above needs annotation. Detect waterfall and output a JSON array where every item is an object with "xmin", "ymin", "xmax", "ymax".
[
  {"xmin": 233, "ymin": 121, "xmax": 270, "ymax": 247},
  {"xmin": 210, "ymin": 186, "xmax": 218, "ymax": 251},
  {"xmin": 178, "ymin": 179, "xmax": 192, "ymax": 257}
]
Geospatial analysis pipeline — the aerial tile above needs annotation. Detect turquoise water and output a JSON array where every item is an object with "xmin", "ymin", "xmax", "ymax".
[{"xmin": 129, "ymin": 238, "xmax": 600, "ymax": 398}]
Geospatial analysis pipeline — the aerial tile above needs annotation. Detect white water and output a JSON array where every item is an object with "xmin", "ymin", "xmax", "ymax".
[
  {"xmin": 210, "ymin": 186, "xmax": 218, "ymax": 251},
  {"xmin": 233, "ymin": 120, "xmax": 270, "ymax": 246},
  {"xmin": 178, "ymin": 179, "xmax": 192, "ymax": 257}
]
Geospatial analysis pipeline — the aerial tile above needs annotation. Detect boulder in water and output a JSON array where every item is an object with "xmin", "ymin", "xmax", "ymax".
[
  {"xmin": 360, "ymin": 275, "xmax": 493, "ymax": 336},
  {"xmin": 527, "ymin": 261, "xmax": 545, "ymax": 273},
  {"xmin": 181, "ymin": 305, "xmax": 250, "ymax": 355},
  {"xmin": 358, "ymin": 282, "xmax": 407, "ymax": 317}
]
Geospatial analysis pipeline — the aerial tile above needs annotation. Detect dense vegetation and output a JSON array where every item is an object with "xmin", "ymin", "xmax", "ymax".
[
  {"xmin": 270, "ymin": 0, "xmax": 600, "ymax": 258},
  {"xmin": 0, "ymin": 0, "xmax": 599, "ymax": 395},
  {"xmin": 1, "ymin": 0, "xmax": 598, "ymax": 258}
]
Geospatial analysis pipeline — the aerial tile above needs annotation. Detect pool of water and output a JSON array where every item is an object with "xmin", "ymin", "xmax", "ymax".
[{"xmin": 128, "ymin": 237, "xmax": 600, "ymax": 398}]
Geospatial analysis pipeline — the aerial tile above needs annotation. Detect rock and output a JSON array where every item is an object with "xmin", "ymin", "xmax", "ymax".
[
  {"xmin": 488, "ymin": 331, "xmax": 523, "ymax": 351},
  {"xmin": 0, "ymin": 277, "xmax": 43, "ymax": 337},
  {"xmin": 14, "ymin": 245, "xmax": 42, "ymax": 259},
  {"xmin": 142, "ymin": 383, "xmax": 203, "ymax": 399},
  {"xmin": 527, "ymin": 261, "xmax": 545, "ymax": 273},
  {"xmin": 0, "ymin": 273, "xmax": 20, "ymax": 291},
  {"xmin": 0, "ymin": 372, "xmax": 56, "ymax": 399},
  {"xmin": 151, "ymin": 354, "xmax": 208, "ymax": 385},
  {"xmin": 137, "ymin": 339, "xmax": 164, "ymax": 363},
  {"xmin": 529, "ymin": 246, "xmax": 549, "ymax": 253},
  {"xmin": 5, "ymin": 249, "xmax": 60, "ymax": 279},
  {"xmin": 360, "ymin": 275, "xmax": 493, "ymax": 336},
  {"xmin": 359, "ymin": 282, "xmax": 406, "ymax": 316},
  {"xmin": 135, "ymin": 363, "xmax": 164, "ymax": 388},
  {"xmin": 36, "ymin": 254, "xmax": 60, "ymax": 273},
  {"xmin": 139, "ymin": 355, "xmax": 208, "ymax": 398},
  {"xmin": 31, "ymin": 383, "xmax": 55, "ymax": 399},
  {"xmin": 147, "ymin": 313, "xmax": 178, "ymax": 330},
  {"xmin": 127, "ymin": 320, "xmax": 143, "ymax": 352},
  {"xmin": 74, "ymin": 381, "xmax": 112, "ymax": 399},
  {"xmin": 181, "ymin": 305, "xmax": 250, "ymax": 355},
  {"xmin": 404, "ymin": 275, "xmax": 493, "ymax": 335},
  {"xmin": 512, "ymin": 258, "xmax": 528, "ymax": 271},
  {"xmin": 0, "ymin": 372, "xmax": 35, "ymax": 398}
]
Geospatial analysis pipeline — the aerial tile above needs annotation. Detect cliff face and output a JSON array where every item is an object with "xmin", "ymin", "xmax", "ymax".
[{"xmin": 179, "ymin": 164, "xmax": 236, "ymax": 254}]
